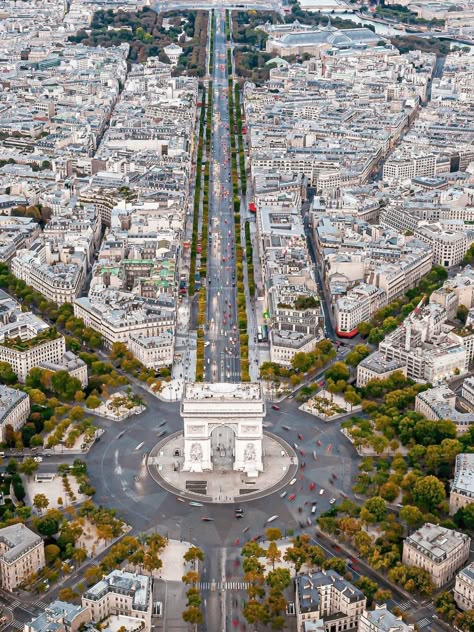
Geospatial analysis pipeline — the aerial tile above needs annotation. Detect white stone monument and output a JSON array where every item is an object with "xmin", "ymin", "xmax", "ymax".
[{"xmin": 181, "ymin": 382, "xmax": 265, "ymax": 477}]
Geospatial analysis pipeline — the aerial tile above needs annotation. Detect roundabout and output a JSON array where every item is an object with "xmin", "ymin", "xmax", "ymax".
[
  {"xmin": 84, "ymin": 384, "xmax": 360, "ymax": 548},
  {"xmin": 147, "ymin": 430, "xmax": 298, "ymax": 503}
]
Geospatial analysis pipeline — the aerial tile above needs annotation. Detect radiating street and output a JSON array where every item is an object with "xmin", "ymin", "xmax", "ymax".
[{"xmin": 204, "ymin": 10, "xmax": 241, "ymax": 382}]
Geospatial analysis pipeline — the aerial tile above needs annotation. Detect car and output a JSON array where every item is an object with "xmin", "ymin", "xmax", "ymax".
[
  {"xmin": 189, "ymin": 501, "xmax": 204, "ymax": 507},
  {"xmin": 272, "ymin": 404, "xmax": 280, "ymax": 411},
  {"xmin": 319, "ymin": 489, "xmax": 324, "ymax": 495},
  {"xmin": 280, "ymin": 491, "xmax": 287, "ymax": 498},
  {"xmin": 313, "ymin": 451, "xmax": 318, "ymax": 460},
  {"xmin": 329, "ymin": 497, "xmax": 336, "ymax": 504},
  {"xmin": 34, "ymin": 456, "xmax": 43, "ymax": 463},
  {"xmin": 306, "ymin": 518, "xmax": 312, "ymax": 526},
  {"xmin": 201, "ymin": 517, "xmax": 214, "ymax": 522},
  {"xmin": 235, "ymin": 508, "xmax": 244, "ymax": 515},
  {"xmin": 177, "ymin": 497, "xmax": 185, "ymax": 503},
  {"xmin": 311, "ymin": 506, "xmax": 317, "ymax": 514},
  {"xmin": 289, "ymin": 478, "xmax": 297, "ymax": 486},
  {"xmin": 266, "ymin": 515, "xmax": 278, "ymax": 524},
  {"xmin": 300, "ymin": 449, "xmax": 306, "ymax": 457},
  {"xmin": 309, "ymin": 483, "xmax": 315, "ymax": 491}
]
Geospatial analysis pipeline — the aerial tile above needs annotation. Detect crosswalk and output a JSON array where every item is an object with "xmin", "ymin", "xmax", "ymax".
[
  {"xmin": 397, "ymin": 600, "xmax": 415, "ymax": 612},
  {"xmin": 7, "ymin": 600, "xmax": 20, "ymax": 610},
  {"xmin": 416, "ymin": 618, "xmax": 431, "ymax": 629},
  {"xmin": 198, "ymin": 581, "xmax": 249, "ymax": 591},
  {"xmin": 9, "ymin": 620, "xmax": 23, "ymax": 630},
  {"xmin": 31, "ymin": 600, "xmax": 47, "ymax": 609}
]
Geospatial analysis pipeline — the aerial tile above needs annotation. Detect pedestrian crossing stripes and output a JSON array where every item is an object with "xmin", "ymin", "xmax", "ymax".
[
  {"xmin": 198, "ymin": 581, "xmax": 249, "ymax": 591},
  {"xmin": 7, "ymin": 601, "xmax": 20, "ymax": 610},
  {"xmin": 9, "ymin": 620, "xmax": 23, "ymax": 630},
  {"xmin": 397, "ymin": 600, "xmax": 414, "ymax": 612},
  {"xmin": 32, "ymin": 600, "xmax": 47, "ymax": 609},
  {"xmin": 417, "ymin": 618, "xmax": 431, "ymax": 629}
]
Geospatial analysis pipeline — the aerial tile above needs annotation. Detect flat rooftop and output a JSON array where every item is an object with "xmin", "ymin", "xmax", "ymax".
[
  {"xmin": 452, "ymin": 453, "xmax": 474, "ymax": 497},
  {"xmin": 358, "ymin": 351, "xmax": 406, "ymax": 374},
  {"xmin": 183, "ymin": 382, "xmax": 263, "ymax": 401},
  {"xmin": 406, "ymin": 523, "xmax": 470, "ymax": 562}
]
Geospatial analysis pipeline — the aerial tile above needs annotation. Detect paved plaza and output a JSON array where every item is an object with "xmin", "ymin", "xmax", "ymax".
[{"xmin": 148, "ymin": 431, "xmax": 298, "ymax": 503}]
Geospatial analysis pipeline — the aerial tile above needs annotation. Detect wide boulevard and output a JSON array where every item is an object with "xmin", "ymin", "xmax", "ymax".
[{"xmin": 204, "ymin": 10, "xmax": 240, "ymax": 383}]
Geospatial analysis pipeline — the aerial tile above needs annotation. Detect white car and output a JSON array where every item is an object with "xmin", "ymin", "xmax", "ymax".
[
  {"xmin": 311, "ymin": 506, "xmax": 317, "ymax": 514},
  {"xmin": 319, "ymin": 489, "xmax": 324, "ymax": 495},
  {"xmin": 329, "ymin": 498, "xmax": 336, "ymax": 505},
  {"xmin": 34, "ymin": 456, "xmax": 43, "ymax": 463},
  {"xmin": 289, "ymin": 478, "xmax": 297, "ymax": 486}
]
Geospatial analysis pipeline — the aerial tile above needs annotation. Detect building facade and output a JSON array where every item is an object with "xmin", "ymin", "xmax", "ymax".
[
  {"xmin": 358, "ymin": 603, "xmax": 415, "ymax": 632},
  {"xmin": 82, "ymin": 570, "xmax": 152, "ymax": 632},
  {"xmin": 0, "ymin": 386, "xmax": 30, "ymax": 443},
  {"xmin": 449, "ymin": 453, "xmax": 474, "ymax": 515},
  {"xmin": 402, "ymin": 523, "xmax": 471, "ymax": 588},
  {"xmin": 454, "ymin": 562, "xmax": 474, "ymax": 612},
  {"xmin": 0, "ymin": 524, "xmax": 45, "ymax": 592},
  {"xmin": 294, "ymin": 570, "xmax": 366, "ymax": 632}
]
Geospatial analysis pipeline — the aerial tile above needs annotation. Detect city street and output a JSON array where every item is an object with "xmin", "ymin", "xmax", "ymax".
[{"xmin": 204, "ymin": 10, "xmax": 241, "ymax": 382}]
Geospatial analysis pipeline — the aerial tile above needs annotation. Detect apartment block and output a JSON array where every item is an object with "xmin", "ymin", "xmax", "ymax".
[
  {"xmin": 82, "ymin": 570, "xmax": 153, "ymax": 632},
  {"xmin": 24, "ymin": 600, "xmax": 91, "ymax": 632},
  {"xmin": 294, "ymin": 570, "xmax": 366, "ymax": 632},
  {"xmin": 0, "ymin": 524, "xmax": 45, "ymax": 592},
  {"xmin": 454, "ymin": 562, "xmax": 474, "ymax": 612},
  {"xmin": 0, "ymin": 385, "xmax": 30, "ymax": 443},
  {"xmin": 415, "ymin": 386, "xmax": 474, "ymax": 435},
  {"xmin": 356, "ymin": 352, "xmax": 407, "ymax": 388},
  {"xmin": 402, "ymin": 523, "xmax": 470, "ymax": 588},
  {"xmin": 358, "ymin": 604, "xmax": 415, "ymax": 632},
  {"xmin": 449, "ymin": 454, "xmax": 474, "ymax": 515}
]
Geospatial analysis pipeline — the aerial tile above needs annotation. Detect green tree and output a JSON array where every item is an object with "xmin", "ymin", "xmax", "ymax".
[
  {"xmin": 362, "ymin": 496, "xmax": 387, "ymax": 522},
  {"xmin": 45, "ymin": 543, "xmax": 61, "ymax": 563},
  {"xmin": 322, "ymin": 557, "xmax": 346, "ymax": 574},
  {"xmin": 242, "ymin": 541, "xmax": 265, "ymax": 558},
  {"xmin": 266, "ymin": 541, "xmax": 281, "ymax": 570},
  {"xmin": 455, "ymin": 610, "xmax": 474, "ymax": 632},
  {"xmin": 457, "ymin": 304, "xmax": 469, "ymax": 324},
  {"xmin": 325, "ymin": 361, "xmax": 350, "ymax": 383},
  {"xmin": 374, "ymin": 589, "xmax": 392, "ymax": 603},
  {"xmin": 58, "ymin": 587, "xmax": 77, "ymax": 601},
  {"xmin": 85, "ymin": 395, "xmax": 101, "ymax": 409},
  {"xmin": 33, "ymin": 493, "xmax": 49, "ymax": 513},
  {"xmin": 265, "ymin": 527, "xmax": 282, "ymax": 542},
  {"xmin": 182, "ymin": 606, "xmax": 203, "ymax": 625},
  {"xmin": 266, "ymin": 568, "xmax": 291, "ymax": 592},
  {"xmin": 19, "ymin": 457, "xmax": 39, "ymax": 479},
  {"xmin": 412, "ymin": 475, "xmax": 445, "ymax": 511},
  {"xmin": 0, "ymin": 361, "xmax": 17, "ymax": 384},
  {"xmin": 399, "ymin": 505, "xmax": 425, "ymax": 529},
  {"xmin": 434, "ymin": 591, "xmax": 457, "ymax": 623},
  {"xmin": 454, "ymin": 503, "xmax": 474, "ymax": 530},
  {"xmin": 355, "ymin": 576, "xmax": 378, "ymax": 603},
  {"xmin": 36, "ymin": 516, "xmax": 60, "ymax": 537},
  {"xmin": 183, "ymin": 546, "xmax": 205, "ymax": 564},
  {"xmin": 243, "ymin": 600, "xmax": 268, "ymax": 625}
]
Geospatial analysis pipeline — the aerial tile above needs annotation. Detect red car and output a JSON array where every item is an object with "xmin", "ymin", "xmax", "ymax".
[{"xmin": 288, "ymin": 494, "xmax": 296, "ymax": 501}]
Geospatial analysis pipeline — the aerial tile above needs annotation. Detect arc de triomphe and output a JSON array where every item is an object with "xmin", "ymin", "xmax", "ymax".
[{"xmin": 181, "ymin": 382, "xmax": 265, "ymax": 477}]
